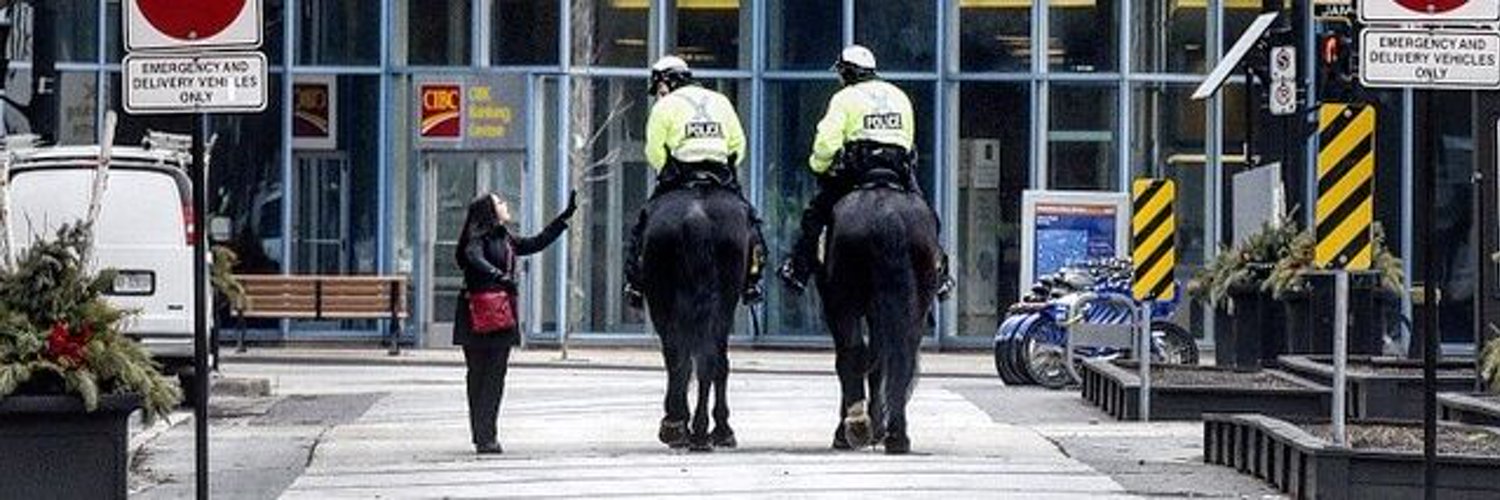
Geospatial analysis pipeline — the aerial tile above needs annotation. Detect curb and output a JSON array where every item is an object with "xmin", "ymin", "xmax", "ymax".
[{"xmin": 221, "ymin": 354, "xmax": 998, "ymax": 381}]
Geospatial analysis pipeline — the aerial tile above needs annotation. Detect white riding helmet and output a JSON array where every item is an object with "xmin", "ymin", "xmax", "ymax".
[
  {"xmin": 835, "ymin": 45, "xmax": 877, "ymax": 71},
  {"xmin": 652, "ymin": 55, "xmax": 690, "ymax": 73}
]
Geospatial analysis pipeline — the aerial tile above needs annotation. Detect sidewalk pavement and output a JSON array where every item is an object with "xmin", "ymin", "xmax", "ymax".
[{"xmin": 222, "ymin": 345, "xmax": 998, "ymax": 379}]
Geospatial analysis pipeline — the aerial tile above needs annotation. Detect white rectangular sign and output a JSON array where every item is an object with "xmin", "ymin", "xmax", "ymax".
[
  {"xmin": 1361, "ymin": 0, "xmax": 1500, "ymax": 23},
  {"xmin": 1360, "ymin": 29, "xmax": 1500, "ymax": 90},
  {"xmin": 123, "ymin": 52, "xmax": 269, "ymax": 114},
  {"xmin": 1269, "ymin": 46, "xmax": 1297, "ymax": 116},
  {"xmin": 125, "ymin": 0, "xmax": 263, "ymax": 51}
]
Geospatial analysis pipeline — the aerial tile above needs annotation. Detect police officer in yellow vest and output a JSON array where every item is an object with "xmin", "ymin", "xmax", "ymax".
[
  {"xmin": 624, "ymin": 56, "xmax": 765, "ymax": 308},
  {"xmin": 777, "ymin": 45, "xmax": 954, "ymax": 298}
]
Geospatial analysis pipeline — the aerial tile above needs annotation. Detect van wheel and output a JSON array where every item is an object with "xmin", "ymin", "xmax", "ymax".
[{"xmin": 177, "ymin": 369, "xmax": 202, "ymax": 409}]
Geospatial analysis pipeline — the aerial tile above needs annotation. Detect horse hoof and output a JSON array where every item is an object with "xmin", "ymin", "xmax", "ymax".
[
  {"xmin": 831, "ymin": 426, "xmax": 853, "ymax": 450},
  {"xmin": 689, "ymin": 434, "xmax": 714, "ymax": 453},
  {"xmin": 710, "ymin": 428, "xmax": 738, "ymax": 449},
  {"xmin": 842, "ymin": 405, "xmax": 874, "ymax": 449},
  {"xmin": 659, "ymin": 420, "xmax": 690, "ymax": 448},
  {"xmin": 883, "ymin": 434, "xmax": 911, "ymax": 455}
]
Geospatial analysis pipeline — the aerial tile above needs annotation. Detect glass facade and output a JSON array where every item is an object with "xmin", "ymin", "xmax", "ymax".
[{"xmin": 3, "ymin": 1, "xmax": 1464, "ymax": 349}]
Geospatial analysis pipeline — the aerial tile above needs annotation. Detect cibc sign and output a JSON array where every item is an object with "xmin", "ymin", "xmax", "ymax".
[{"xmin": 415, "ymin": 76, "xmax": 527, "ymax": 150}]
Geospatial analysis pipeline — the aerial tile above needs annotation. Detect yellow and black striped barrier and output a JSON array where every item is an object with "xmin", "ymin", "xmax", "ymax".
[
  {"xmin": 1132, "ymin": 179, "xmax": 1176, "ymax": 302},
  {"xmin": 1316, "ymin": 103, "xmax": 1375, "ymax": 271}
]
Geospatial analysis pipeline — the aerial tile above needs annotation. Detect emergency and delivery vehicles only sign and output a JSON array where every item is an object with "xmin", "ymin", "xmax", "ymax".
[
  {"xmin": 1358, "ymin": 0, "xmax": 1500, "ymax": 90},
  {"xmin": 122, "ymin": 0, "xmax": 267, "ymax": 115}
]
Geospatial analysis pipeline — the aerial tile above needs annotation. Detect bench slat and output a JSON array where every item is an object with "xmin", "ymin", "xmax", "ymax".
[{"xmin": 234, "ymin": 274, "xmax": 410, "ymax": 320}]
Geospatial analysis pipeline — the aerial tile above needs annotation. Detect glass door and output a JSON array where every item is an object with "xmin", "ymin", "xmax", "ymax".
[
  {"xmin": 422, "ymin": 151, "xmax": 524, "ymax": 346},
  {"xmin": 293, "ymin": 153, "xmax": 351, "ymax": 273}
]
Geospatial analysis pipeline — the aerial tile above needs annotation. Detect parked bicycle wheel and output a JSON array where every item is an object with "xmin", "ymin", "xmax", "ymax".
[{"xmin": 1150, "ymin": 320, "xmax": 1199, "ymax": 365}]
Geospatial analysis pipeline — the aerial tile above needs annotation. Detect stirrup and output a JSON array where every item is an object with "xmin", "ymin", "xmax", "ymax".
[
  {"xmin": 742, "ymin": 283, "xmax": 764, "ymax": 306},
  {"xmin": 937, "ymin": 274, "xmax": 955, "ymax": 301},
  {"xmin": 777, "ymin": 261, "xmax": 809, "ymax": 294},
  {"xmin": 624, "ymin": 284, "xmax": 645, "ymax": 310}
]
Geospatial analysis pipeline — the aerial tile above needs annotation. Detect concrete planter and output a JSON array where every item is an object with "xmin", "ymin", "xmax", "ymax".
[
  {"xmin": 0, "ymin": 393, "xmax": 141, "ymax": 500},
  {"xmin": 1277, "ymin": 355, "xmax": 1476, "ymax": 420},
  {"xmin": 1079, "ymin": 359, "xmax": 1329, "ymax": 421},
  {"xmin": 1439, "ymin": 392, "xmax": 1500, "ymax": 427},
  {"xmin": 1204, "ymin": 413, "xmax": 1500, "ymax": 500}
]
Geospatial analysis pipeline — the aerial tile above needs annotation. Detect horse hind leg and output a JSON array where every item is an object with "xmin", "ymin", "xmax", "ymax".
[
  {"xmin": 658, "ymin": 345, "xmax": 692, "ymax": 449},
  {"xmin": 688, "ymin": 354, "xmax": 715, "ymax": 452},
  {"xmin": 709, "ymin": 348, "xmax": 737, "ymax": 448},
  {"xmin": 831, "ymin": 318, "xmax": 875, "ymax": 450},
  {"xmin": 866, "ymin": 355, "xmax": 887, "ymax": 444},
  {"xmin": 880, "ymin": 334, "xmax": 921, "ymax": 455}
]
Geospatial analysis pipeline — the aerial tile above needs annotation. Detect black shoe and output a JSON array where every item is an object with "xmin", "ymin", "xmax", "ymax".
[
  {"xmin": 624, "ymin": 284, "xmax": 645, "ymax": 310},
  {"xmin": 475, "ymin": 442, "xmax": 504, "ymax": 455},
  {"xmin": 742, "ymin": 283, "xmax": 764, "ymax": 306},
  {"xmin": 937, "ymin": 274, "xmax": 955, "ymax": 301},
  {"xmin": 778, "ymin": 261, "xmax": 809, "ymax": 294}
]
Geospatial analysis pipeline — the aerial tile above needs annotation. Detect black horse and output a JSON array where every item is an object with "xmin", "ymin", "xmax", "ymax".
[
  {"xmin": 818, "ymin": 186, "xmax": 940, "ymax": 455},
  {"xmin": 640, "ymin": 184, "xmax": 753, "ymax": 452}
]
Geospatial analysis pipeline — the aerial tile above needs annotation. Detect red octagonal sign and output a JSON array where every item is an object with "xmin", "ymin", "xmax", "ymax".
[
  {"xmin": 137, "ymin": 0, "xmax": 246, "ymax": 41},
  {"xmin": 1394, "ymin": 0, "xmax": 1469, "ymax": 13},
  {"xmin": 1364, "ymin": 0, "xmax": 1497, "ymax": 22},
  {"xmin": 126, "ymin": 0, "xmax": 261, "ymax": 51}
]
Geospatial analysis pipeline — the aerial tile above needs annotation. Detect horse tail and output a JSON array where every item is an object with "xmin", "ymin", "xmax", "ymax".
[
  {"xmin": 862, "ymin": 194, "xmax": 930, "ymax": 402},
  {"xmin": 675, "ymin": 203, "xmax": 729, "ymax": 360}
]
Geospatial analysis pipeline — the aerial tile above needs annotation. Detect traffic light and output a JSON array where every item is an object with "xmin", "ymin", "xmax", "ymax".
[{"xmin": 1318, "ymin": 23, "xmax": 1357, "ymax": 100}]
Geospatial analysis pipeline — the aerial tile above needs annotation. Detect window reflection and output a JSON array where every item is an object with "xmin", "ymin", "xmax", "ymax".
[
  {"xmin": 677, "ymin": 1, "xmax": 746, "ymax": 69},
  {"xmin": 960, "ymin": 3, "xmax": 1031, "ymax": 72},
  {"xmin": 1050, "ymin": 0, "xmax": 1118, "ymax": 72},
  {"xmin": 494, "ymin": 0, "xmax": 560, "ymax": 65},
  {"xmin": 769, "ymin": 0, "xmax": 841, "ymax": 70},
  {"xmin": 407, "ymin": 0, "xmax": 471, "ymax": 66},
  {"xmin": 300, "ymin": 0, "xmax": 381, "ymax": 65},
  {"xmin": 1049, "ymin": 85, "xmax": 1117, "ymax": 190},
  {"xmin": 856, "ymin": 0, "xmax": 935, "ymax": 72},
  {"xmin": 1132, "ymin": 0, "xmax": 1206, "ymax": 74}
]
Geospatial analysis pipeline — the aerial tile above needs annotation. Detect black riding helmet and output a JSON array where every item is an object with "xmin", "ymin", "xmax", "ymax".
[{"xmin": 649, "ymin": 56, "xmax": 694, "ymax": 96}]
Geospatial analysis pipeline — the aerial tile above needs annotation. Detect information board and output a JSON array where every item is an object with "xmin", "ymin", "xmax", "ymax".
[{"xmin": 1019, "ymin": 190, "xmax": 1131, "ymax": 297}]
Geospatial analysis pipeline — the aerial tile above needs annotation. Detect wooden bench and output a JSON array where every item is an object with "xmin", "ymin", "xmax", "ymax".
[{"xmin": 233, "ymin": 275, "xmax": 410, "ymax": 355}]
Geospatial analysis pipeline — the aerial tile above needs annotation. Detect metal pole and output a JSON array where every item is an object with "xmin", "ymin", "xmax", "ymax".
[
  {"xmin": 191, "ymin": 115, "xmax": 210, "ymax": 500},
  {"xmin": 1333, "ymin": 270, "xmax": 1348, "ymax": 446},
  {"xmin": 1138, "ymin": 300, "xmax": 1152, "ymax": 422},
  {"xmin": 1421, "ymin": 90, "xmax": 1438, "ymax": 500}
]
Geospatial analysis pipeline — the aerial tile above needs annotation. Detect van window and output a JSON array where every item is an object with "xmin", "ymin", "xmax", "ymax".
[{"xmin": 11, "ymin": 169, "xmax": 185, "ymax": 247}]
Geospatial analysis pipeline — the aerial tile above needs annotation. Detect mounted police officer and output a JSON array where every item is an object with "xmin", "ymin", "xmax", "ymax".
[
  {"xmin": 624, "ymin": 55, "xmax": 765, "ymax": 309},
  {"xmin": 777, "ymin": 45, "xmax": 954, "ymax": 299}
]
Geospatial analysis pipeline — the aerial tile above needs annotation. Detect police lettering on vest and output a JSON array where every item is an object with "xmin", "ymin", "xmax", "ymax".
[
  {"xmin": 685, "ymin": 121, "xmax": 724, "ymax": 139},
  {"xmin": 863, "ymin": 113, "xmax": 902, "ymax": 131}
]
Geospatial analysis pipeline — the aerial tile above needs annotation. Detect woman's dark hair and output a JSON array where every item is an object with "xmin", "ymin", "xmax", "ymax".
[{"xmin": 456, "ymin": 194, "xmax": 503, "ymax": 264}]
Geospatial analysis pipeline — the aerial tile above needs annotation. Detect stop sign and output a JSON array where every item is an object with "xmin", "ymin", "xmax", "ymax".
[
  {"xmin": 125, "ymin": 0, "xmax": 261, "ymax": 51},
  {"xmin": 1363, "ymin": 0, "xmax": 1498, "ymax": 21},
  {"xmin": 136, "ymin": 0, "xmax": 246, "ymax": 41},
  {"xmin": 1394, "ymin": 0, "xmax": 1469, "ymax": 13}
]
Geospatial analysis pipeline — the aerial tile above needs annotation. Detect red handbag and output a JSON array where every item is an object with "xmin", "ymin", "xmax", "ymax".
[
  {"xmin": 468, "ymin": 240, "xmax": 518, "ymax": 334},
  {"xmin": 469, "ymin": 289, "xmax": 517, "ymax": 334}
]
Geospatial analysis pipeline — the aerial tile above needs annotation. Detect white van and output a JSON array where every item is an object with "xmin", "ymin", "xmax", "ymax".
[{"xmin": 6, "ymin": 138, "xmax": 202, "ymax": 375}]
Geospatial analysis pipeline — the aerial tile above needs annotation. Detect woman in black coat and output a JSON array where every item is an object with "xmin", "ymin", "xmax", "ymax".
[{"xmin": 455, "ymin": 190, "xmax": 576, "ymax": 454}]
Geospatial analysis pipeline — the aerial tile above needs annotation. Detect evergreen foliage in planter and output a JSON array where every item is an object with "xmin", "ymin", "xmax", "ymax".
[
  {"xmin": 1191, "ymin": 218, "xmax": 1298, "ymax": 370},
  {"xmin": 1267, "ymin": 225, "xmax": 1405, "ymax": 358},
  {"xmin": 0, "ymin": 224, "xmax": 183, "ymax": 499}
]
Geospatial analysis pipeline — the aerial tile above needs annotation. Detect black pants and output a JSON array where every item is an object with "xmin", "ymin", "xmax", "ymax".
[{"xmin": 464, "ymin": 345, "xmax": 513, "ymax": 445}]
